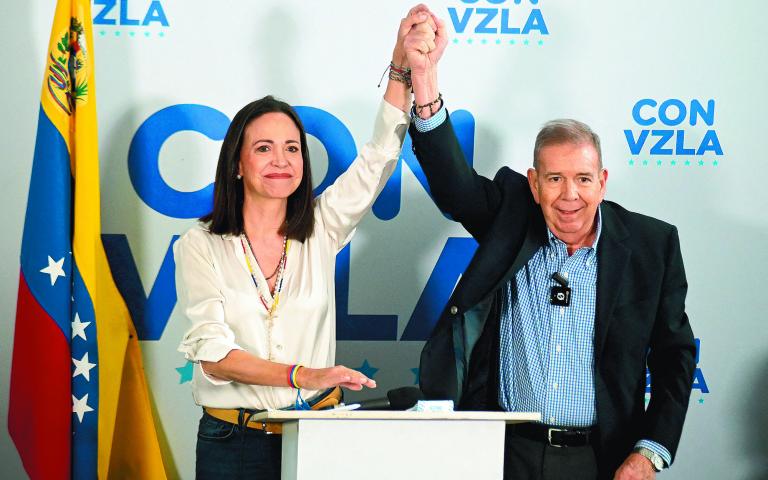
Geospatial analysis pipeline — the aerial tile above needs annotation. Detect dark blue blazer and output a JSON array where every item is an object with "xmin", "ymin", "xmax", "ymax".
[{"xmin": 410, "ymin": 116, "xmax": 696, "ymax": 478}]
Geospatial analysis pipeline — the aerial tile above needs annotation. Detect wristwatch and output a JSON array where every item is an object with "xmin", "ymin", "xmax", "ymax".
[{"xmin": 634, "ymin": 447, "xmax": 664, "ymax": 472}]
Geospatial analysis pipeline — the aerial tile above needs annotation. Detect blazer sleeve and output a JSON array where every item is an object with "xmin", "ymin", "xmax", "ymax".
[
  {"xmin": 409, "ymin": 113, "xmax": 503, "ymax": 240},
  {"xmin": 643, "ymin": 226, "xmax": 696, "ymax": 462}
]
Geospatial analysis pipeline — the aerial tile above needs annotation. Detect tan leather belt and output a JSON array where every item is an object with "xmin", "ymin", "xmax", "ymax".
[
  {"xmin": 204, "ymin": 407, "xmax": 284, "ymax": 434},
  {"xmin": 204, "ymin": 387, "xmax": 342, "ymax": 435}
]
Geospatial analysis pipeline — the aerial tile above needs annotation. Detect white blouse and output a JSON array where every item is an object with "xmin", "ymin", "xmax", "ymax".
[{"xmin": 176, "ymin": 99, "xmax": 409, "ymax": 410}]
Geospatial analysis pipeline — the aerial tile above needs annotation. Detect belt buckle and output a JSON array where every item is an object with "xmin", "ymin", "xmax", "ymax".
[
  {"xmin": 245, "ymin": 418, "xmax": 275, "ymax": 435},
  {"xmin": 261, "ymin": 421, "xmax": 270, "ymax": 435},
  {"xmin": 547, "ymin": 427, "xmax": 567, "ymax": 448}
]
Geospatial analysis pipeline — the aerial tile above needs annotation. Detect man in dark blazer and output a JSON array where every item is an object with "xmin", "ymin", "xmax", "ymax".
[{"xmin": 402, "ymin": 10, "xmax": 696, "ymax": 480}]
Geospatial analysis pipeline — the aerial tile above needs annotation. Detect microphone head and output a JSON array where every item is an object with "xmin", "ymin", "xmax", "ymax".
[{"xmin": 386, "ymin": 386, "xmax": 425, "ymax": 410}]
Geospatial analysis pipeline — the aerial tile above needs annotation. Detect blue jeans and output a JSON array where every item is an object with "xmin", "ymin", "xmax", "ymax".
[{"xmin": 196, "ymin": 411, "xmax": 282, "ymax": 480}]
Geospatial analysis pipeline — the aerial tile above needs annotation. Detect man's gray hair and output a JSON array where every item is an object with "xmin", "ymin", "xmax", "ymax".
[{"xmin": 533, "ymin": 119, "xmax": 602, "ymax": 170}]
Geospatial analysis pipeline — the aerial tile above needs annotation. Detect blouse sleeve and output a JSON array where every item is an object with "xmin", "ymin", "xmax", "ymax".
[
  {"xmin": 315, "ymin": 98, "xmax": 410, "ymax": 251},
  {"xmin": 175, "ymin": 228, "xmax": 244, "ymax": 384}
]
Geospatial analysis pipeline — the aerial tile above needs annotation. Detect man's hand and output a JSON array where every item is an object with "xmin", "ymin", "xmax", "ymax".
[
  {"xmin": 613, "ymin": 453, "xmax": 656, "ymax": 480},
  {"xmin": 401, "ymin": 7, "xmax": 447, "ymax": 117},
  {"xmin": 403, "ymin": 10, "xmax": 447, "ymax": 77},
  {"xmin": 385, "ymin": 5, "xmax": 437, "ymax": 112},
  {"xmin": 393, "ymin": 4, "xmax": 435, "ymax": 67}
]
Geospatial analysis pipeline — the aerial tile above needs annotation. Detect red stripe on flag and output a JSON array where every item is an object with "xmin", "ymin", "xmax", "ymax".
[{"xmin": 8, "ymin": 272, "xmax": 71, "ymax": 480}]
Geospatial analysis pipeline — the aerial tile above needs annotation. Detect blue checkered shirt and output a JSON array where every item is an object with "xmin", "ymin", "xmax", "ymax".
[
  {"xmin": 497, "ymin": 211, "xmax": 671, "ymax": 466},
  {"xmin": 413, "ymin": 107, "xmax": 671, "ymax": 468},
  {"xmin": 498, "ymin": 211, "xmax": 603, "ymax": 426}
]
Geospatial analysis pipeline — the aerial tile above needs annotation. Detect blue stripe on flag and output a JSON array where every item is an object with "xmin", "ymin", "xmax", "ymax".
[
  {"xmin": 71, "ymin": 265, "xmax": 98, "ymax": 479},
  {"xmin": 20, "ymin": 106, "xmax": 72, "ymax": 338}
]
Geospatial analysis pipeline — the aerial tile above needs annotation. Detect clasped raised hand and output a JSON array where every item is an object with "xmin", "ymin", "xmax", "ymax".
[
  {"xmin": 402, "ymin": 5, "xmax": 447, "ymax": 76},
  {"xmin": 393, "ymin": 4, "xmax": 436, "ymax": 67}
]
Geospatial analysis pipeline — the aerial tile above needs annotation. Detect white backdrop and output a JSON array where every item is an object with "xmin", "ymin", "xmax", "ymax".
[{"xmin": 2, "ymin": 1, "xmax": 767, "ymax": 479}]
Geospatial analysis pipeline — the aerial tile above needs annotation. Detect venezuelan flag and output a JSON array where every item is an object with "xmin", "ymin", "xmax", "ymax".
[{"xmin": 9, "ymin": 1, "xmax": 167, "ymax": 478}]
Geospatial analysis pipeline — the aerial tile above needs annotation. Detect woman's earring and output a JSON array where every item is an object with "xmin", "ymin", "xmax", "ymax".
[{"xmin": 237, "ymin": 174, "xmax": 242, "ymax": 180}]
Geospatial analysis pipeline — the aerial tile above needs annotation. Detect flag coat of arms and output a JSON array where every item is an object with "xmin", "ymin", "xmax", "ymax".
[{"xmin": 9, "ymin": 1, "xmax": 168, "ymax": 478}]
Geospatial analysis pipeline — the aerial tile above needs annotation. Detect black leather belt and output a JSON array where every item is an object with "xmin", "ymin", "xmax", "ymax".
[{"xmin": 508, "ymin": 423, "xmax": 595, "ymax": 448}]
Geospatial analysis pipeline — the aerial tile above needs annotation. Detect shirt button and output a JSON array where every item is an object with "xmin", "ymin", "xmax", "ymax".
[
  {"xmin": 276, "ymin": 344, "xmax": 283, "ymax": 350},
  {"xmin": 560, "ymin": 307, "xmax": 565, "ymax": 315},
  {"xmin": 449, "ymin": 306, "xmax": 458, "ymax": 315},
  {"xmin": 549, "ymin": 416, "xmax": 556, "ymax": 424},
  {"xmin": 553, "ymin": 383, "xmax": 559, "ymax": 390},
  {"xmin": 562, "ymin": 272, "xmax": 568, "ymax": 279},
  {"xmin": 556, "ymin": 345, "xmax": 562, "ymax": 352}
]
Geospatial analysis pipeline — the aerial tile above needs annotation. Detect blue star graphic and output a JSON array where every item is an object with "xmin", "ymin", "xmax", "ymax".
[
  {"xmin": 538, "ymin": 40, "xmax": 544, "ymax": 46},
  {"xmin": 481, "ymin": 38, "xmax": 487, "ymax": 44},
  {"xmin": 176, "ymin": 361, "xmax": 194, "ymax": 384},
  {"xmin": 354, "ymin": 360, "xmax": 379, "ymax": 379},
  {"xmin": 685, "ymin": 160, "xmax": 691, "ymax": 166},
  {"xmin": 628, "ymin": 159, "xmax": 635, "ymax": 166},
  {"xmin": 713, "ymin": 160, "xmax": 719, "ymax": 167},
  {"xmin": 453, "ymin": 38, "xmax": 459, "ymax": 44},
  {"xmin": 496, "ymin": 39, "xmax": 501, "ymax": 45},
  {"xmin": 410, "ymin": 367, "xmax": 420, "ymax": 385},
  {"xmin": 671, "ymin": 160, "xmax": 677, "ymax": 166},
  {"xmin": 698, "ymin": 397, "xmax": 705, "ymax": 404},
  {"xmin": 642, "ymin": 160, "xmax": 649, "ymax": 166},
  {"xmin": 698, "ymin": 160, "xmax": 705, "ymax": 166},
  {"xmin": 656, "ymin": 160, "xmax": 663, "ymax": 166},
  {"xmin": 523, "ymin": 39, "xmax": 530, "ymax": 45}
]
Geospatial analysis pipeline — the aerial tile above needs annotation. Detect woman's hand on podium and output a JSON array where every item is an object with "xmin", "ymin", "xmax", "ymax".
[{"xmin": 297, "ymin": 365, "xmax": 376, "ymax": 391}]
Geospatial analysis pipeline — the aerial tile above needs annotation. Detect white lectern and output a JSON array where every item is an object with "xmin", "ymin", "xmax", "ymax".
[{"xmin": 250, "ymin": 410, "xmax": 540, "ymax": 480}]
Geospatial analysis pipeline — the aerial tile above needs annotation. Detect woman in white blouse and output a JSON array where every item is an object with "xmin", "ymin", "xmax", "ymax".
[{"xmin": 175, "ymin": 6, "xmax": 438, "ymax": 479}]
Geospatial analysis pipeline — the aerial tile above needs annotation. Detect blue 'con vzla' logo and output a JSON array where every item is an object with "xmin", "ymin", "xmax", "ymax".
[
  {"xmin": 625, "ymin": 98, "xmax": 724, "ymax": 167},
  {"xmin": 93, "ymin": 0, "xmax": 169, "ymax": 27},
  {"xmin": 448, "ymin": 0, "xmax": 549, "ymax": 37}
]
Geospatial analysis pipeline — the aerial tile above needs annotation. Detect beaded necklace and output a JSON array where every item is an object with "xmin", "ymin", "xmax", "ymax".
[{"xmin": 240, "ymin": 234, "xmax": 290, "ymax": 319}]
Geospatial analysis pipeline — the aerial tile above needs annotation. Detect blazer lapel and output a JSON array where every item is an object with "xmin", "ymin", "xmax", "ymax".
[
  {"xmin": 594, "ymin": 203, "xmax": 631, "ymax": 360},
  {"xmin": 453, "ymin": 208, "xmax": 547, "ymax": 311},
  {"xmin": 490, "ymin": 211, "xmax": 547, "ymax": 296}
]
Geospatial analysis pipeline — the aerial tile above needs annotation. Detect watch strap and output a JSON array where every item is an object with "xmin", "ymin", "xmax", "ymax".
[{"xmin": 634, "ymin": 446, "xmax": 664, "ymax": 472}]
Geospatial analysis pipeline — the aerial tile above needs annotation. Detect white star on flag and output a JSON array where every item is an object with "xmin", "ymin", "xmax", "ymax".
[
  {"xmin": 71, "ymin": 313, "xmax": 91, "ymax": 341},
  {"xmin": 72, "ymin": 394, "xmax": 94, "ymax": 423},
  {"xmin": 72, "ymin": 352, "xmax": 97, "ymax": 381},
  {"xmin": 40, "ymin": 256, "xmax": 66, "ymax": 286}
]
